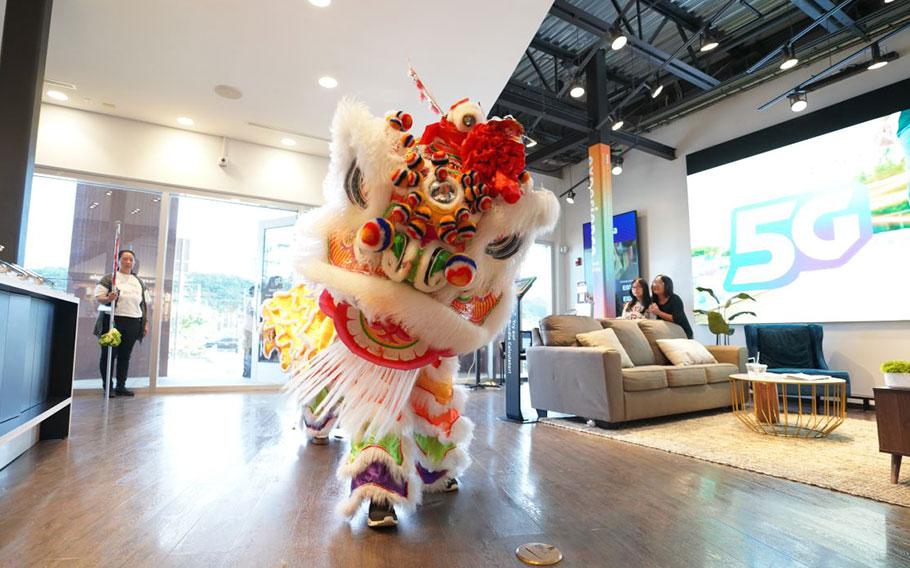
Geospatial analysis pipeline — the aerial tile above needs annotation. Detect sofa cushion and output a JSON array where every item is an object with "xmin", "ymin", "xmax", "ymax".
[
  {"xmin": 638, "ymin": 320, "xmax": 688, "ymax": 365},
  {"xmin": 756, "ymin": 326, "xmax": 815, "ymax": 368},
  {"xmin": 665, "ymin": 366, "xmax": 707, "ymax": 387},
  {"xmin": 576, "ymin": 328, "xmax": 634, "ymax": 368},
  {"xmin": 697, "ymin": 363, "xmax": 740, "ymax": 384},
  {"xmin": 621, "ymin": 366, "xmax": 668, "ymax": 392},
  {"xmin": 601, "ymin": 319, "xmax": 655, "ymax": 366},
  {"xmin": 539, "ymin": 315, "xmax": 602, "ymax": 346},
  {"xmin": 656, "ymin": 339, "xmax": 717, "ymax": 366}
]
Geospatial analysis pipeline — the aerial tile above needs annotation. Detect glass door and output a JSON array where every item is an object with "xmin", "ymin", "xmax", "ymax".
[
  {"xmin": 252, "ymin": 217, "xmax": 297, "ymax": 383},
  {"xmin": 157, "ymin": 195, "xmax": 300, "ymax": 388},
  {"xmin": 23, "ymin": 175, "xmax": 162, "ymax": 391}
]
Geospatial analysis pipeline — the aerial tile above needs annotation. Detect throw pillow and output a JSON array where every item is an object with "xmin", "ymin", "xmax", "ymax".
[
  {"xmin": 539, "ymin": 315, "xmax": 602, "ymax": 346},
  {"xmin": 576, "ymin": 328, "xmax": 635, "ymax": 368},
  {"xmin": 638, "ymin": 319, "xmax": 688, "ymax": 365},
  {"xmin": 600, "ymin": 319, "xmax": 656, "ymax": 366},
  {"xmin": 656, "ymin": 338, "xmax": 718, "ymax": 366}
]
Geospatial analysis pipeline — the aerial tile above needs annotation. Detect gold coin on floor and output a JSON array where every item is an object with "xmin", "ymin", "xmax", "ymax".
[{"xmin": 515, "ymin": 542, "xmax": 562, "ymax": 566}]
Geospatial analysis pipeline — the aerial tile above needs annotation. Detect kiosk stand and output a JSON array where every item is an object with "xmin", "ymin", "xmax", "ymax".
[{"xmin": 503, "ymin": 277, "xmax": 535, "ymax": 423}]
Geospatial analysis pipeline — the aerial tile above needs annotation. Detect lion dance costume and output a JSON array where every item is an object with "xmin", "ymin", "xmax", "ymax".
[{"xmin": 262, "ymin": 93, "xmax": 558, "ymax": 527}]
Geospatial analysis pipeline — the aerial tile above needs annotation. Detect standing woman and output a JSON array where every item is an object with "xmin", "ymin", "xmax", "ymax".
[
  {"xmin": 620, "ymin": 277, "xmax": 653, "ymax": 319},
  {"xmin": 93, "ymin": 250, "xmax": 149, "ymax": 397},
  {"xmin": 648, "ymin": 274, "xmax": 693, "ymax": 339}
]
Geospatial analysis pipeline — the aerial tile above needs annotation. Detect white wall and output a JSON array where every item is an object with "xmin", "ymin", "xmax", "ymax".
[
  {"xmin": 36, "ymin": 104, "xmax": 329, "ymax": 205},
  {"xmin": 561, "ymin": 34, "xmax": 910, "ymax": 397}
]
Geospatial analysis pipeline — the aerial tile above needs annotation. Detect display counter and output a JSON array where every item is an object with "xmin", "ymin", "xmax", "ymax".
[{"xmin": 0, "ymin": 274, "xmax": 78, "ymax": 470}]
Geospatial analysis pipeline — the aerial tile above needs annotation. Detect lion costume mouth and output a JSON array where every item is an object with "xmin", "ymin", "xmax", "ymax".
[{"xmin": 319, "ymin": 289, "xmax": 452, "ymax": 370}]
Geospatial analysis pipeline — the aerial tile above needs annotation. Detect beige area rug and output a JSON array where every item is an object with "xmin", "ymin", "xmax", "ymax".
[{"xmin": 539, "ymin": 412, "xmax": 910, "ymax": 508}]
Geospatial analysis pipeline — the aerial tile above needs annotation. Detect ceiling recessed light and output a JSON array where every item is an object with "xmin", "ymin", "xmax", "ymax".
[
  {"xmin": 318, "ymin": 76, "xmax": 338, "ymax": 89},
  {"xmin": 281, "ymin": 137, "xmax": 296, "ymax": 146},
  {"xmin": 46, "ymin": 90, "xmax": 69, "ymax": 101},
  {"xmin": 569, "ymin": 85, "xmax": 585, "ymax": 98},
  {"xmin": 213, "ymin": 84, "xmax": 243, "ymax": 100},
  {"xmin": 177, "ymin": 116, "xmax": 194, "ymax": 126},
  {"xmin": 308, "ymin": 0, "xmax": 331, "ymax": 6}
]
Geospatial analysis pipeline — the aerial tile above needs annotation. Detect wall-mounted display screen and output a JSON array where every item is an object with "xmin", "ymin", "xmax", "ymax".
[
  {"xmin": 687, "ymin": 109, "xmax": 910, "ymax": 323},
  {"xmin": 583, "ymin": 210, "xmax": 640, "ymax": 315}
]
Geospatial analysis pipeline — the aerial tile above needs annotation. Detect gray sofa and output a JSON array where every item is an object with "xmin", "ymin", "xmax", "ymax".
[{"xmin": 527, "ymin": 315, "xmax": 746, "ymax": 425}]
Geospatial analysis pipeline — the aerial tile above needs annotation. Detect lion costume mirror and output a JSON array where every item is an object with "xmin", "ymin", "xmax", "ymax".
[{"xmin": 262, "ymin": 91, "xmax": 558, "ymax": 528}]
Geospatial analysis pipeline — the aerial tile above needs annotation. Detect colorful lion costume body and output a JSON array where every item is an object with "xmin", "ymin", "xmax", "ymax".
[{"xmin": 262, "ymin": 96, "xmax": 558, "ymax": 525}]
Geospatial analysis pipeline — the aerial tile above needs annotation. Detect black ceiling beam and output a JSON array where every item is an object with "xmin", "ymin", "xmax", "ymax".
[
  {"xmin": 526, "ymin": 133, "xmax": 588, "ymax": 165},
  {"xmin": 499, "ymin": 82, "xmax": 677, "ymax": 160},
  {"xmin": 790, "ymin": 0, "xmax": 842, "ymax": 32},
  {"xmin": 531, "ymin": 35, "xmax": 638, "ymax": 88},
  {"xmin": 640, "ymin": 0, "xmax": 703, "ymax": 32},
  {"xmin": 498, "ymin": 82, "xmax": 591, "ymax": 132},
  {"xmin": 747, "ymin": 0, "xmax": 855, "ymax": 73},
  {"xmin": 529, "ymin": 36, "xmax": 578, "ymax": 62},
  {"xmin": 813, "ymin": 0, "xmax": 868, "ymax": 39},
  {"xmin": 549, "ymin": 0, "xmax": 720, "ymax": 90},
  {"xmin": 525, "ymin": 49, "xmax": 554, "ymax": 92},
  {"xmin": 627, "ymin": 35, "xmax": 720, "ymax": 89}
]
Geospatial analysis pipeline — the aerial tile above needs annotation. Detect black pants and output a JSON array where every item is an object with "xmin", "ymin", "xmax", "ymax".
[{"xmin": 99, "ymin": 315, "xmax": 142, "ymax": 389}]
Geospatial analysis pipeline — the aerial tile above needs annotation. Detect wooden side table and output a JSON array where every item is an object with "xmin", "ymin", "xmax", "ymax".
[{"xmin": 873, "ymin": 387, "xmax": 910, "ymax": 484}]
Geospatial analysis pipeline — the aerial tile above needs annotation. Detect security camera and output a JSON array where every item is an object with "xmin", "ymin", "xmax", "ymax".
[{"xmin": 218, "ymin": 157, "xmax": 228, "ymax": 168}]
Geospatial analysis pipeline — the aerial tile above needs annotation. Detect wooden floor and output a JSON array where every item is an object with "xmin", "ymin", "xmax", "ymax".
[{"xmin": 1, "ymin": 391, "xmax": 909, "ymax": 568}]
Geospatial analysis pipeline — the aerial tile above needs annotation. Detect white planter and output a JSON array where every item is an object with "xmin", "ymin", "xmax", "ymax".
[{"xmin": 884, "ymin": 373, "xmax": 910, "ymax": 388}]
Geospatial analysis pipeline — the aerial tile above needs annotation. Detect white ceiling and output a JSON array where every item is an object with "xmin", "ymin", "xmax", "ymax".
[{"xmin": 42, "ymin": 0, "xmax": 552, "ymax": 157}]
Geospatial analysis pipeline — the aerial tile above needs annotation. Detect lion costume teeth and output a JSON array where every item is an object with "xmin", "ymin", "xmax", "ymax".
[{"xmin": 262, "ymin": 95, "xmax": 558, "ymax": 521}]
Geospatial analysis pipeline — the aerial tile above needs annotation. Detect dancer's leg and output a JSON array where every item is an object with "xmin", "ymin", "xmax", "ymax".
[{"xmin": 408, "ymin": 357, "xmax": 474, "ymax": 493}]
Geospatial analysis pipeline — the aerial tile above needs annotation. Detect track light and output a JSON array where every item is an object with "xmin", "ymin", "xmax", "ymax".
[
  {"xmin": 611, "ymin": 117, "xmax": 624, "ymax": 131},
  {"xmin": 569, "ymin": 82, "xmax": 585, "ymax": 98},
  {"xmin": 780, "ymin": 46, "xmax": 799, "ymax": 70},
  {"xmin": 867, "ymin": 43, "xmax": 889, "ymax": 70},
  {"xmin": 612, "ymin": 157, "xmax": 624, "ymax": 175},
  {"xmin": 565, "ymin": 190, "xmax": 576, "ymax": 204},
  {"xmin": 700, "ymin": 29, "xmax": 719, "ymax": 52},
  {"xmin": 610, "ymin": 24, "xmax": 627, "ymax": 51},
  {"xmin": 789, "ymin": 91, "xmax": 808, "ymax": 112}
]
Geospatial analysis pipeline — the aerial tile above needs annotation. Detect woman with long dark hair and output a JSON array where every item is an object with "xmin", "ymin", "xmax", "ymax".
[
  {"xmin": 621, "ymin": 277, "xmax": 653, "ymax": 320},
  {"xmin": 648, "ymin": 274, "xmax": 693, "ymax": 338},
  {"xmin": 93, "ymin": 249, "xmax": 149, "ymax": 397}
]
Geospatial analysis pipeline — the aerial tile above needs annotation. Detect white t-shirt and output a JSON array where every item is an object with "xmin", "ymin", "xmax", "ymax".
[{"xmin": 94, "ymin": 273, "xmax": 146, "ymax": 318}]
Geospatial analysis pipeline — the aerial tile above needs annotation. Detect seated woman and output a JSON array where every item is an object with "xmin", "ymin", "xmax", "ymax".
[
  {"xmin": 648, "ymin": 274, "xmax": 693, "ymax": 339},
  {"xmin": 620, "ymin": 277, "xmax": 653, "ymax": 320}
]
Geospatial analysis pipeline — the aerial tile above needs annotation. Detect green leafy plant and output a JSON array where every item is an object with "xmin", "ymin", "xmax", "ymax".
[
  {"xmin": 693, "ymin": 287, "xmax": 756, "ymax": 345},
  {"xmin": 881, "ymin": 360, "xmax": 910, "ymax": 374}
]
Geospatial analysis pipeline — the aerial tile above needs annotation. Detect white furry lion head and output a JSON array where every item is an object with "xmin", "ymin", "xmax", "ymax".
[{"xmin": 294, "ymin": 98, "xmax": 558, "ymax": 369}]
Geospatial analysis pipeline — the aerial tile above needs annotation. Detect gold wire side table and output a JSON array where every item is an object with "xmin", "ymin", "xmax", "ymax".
[{"xmin": 729, "ymin": 373, "xmax": 846, "ymax": 438}]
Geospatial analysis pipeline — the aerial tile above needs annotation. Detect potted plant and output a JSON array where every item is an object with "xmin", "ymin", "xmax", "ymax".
[
  {"xmin": 881, "ymin": 360, "xmax": 910, "ymax": 388},
  {"xmin": 693, "ymin": 287, "xmax": 756, "ymax": 345}
]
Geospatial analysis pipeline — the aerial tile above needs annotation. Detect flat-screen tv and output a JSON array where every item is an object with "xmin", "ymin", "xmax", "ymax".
[
  {"xmin": 583, "ymin": 210, "xmax": 640, "ymax": 315},
  {"xmin": 686, "ymin": 108, "xmax": 910, "ymax": 323}
]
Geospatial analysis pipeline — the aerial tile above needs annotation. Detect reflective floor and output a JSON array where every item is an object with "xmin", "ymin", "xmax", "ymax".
[{"xmin": 1, "ymin": 391, "xmax": 909, "ymax": 567}]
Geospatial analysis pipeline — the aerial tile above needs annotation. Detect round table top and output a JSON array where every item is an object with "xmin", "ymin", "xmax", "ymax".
[{"xmin": 729, "ymin": 372, "xmax": 846, "ymax": 385}]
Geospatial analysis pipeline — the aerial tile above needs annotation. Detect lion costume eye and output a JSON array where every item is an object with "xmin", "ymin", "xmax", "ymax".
[
  {"xmin": 485, "ymin": 234, "xmax": 524, "ymax": 259},
  {"xmin": 345, "ymin": 161, "xmax": 367, "ymax": 209}
]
